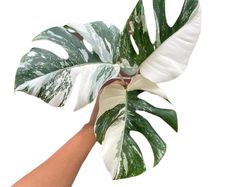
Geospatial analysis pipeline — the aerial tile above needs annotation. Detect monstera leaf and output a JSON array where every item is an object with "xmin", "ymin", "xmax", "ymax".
[
  {"xmin": 15, "ymin": 22, "xmax": 121, "ymax": 109},
  {"xmin": 95, "ymin": 75, "xmax": 177, "ymax": 179},
  {"xmin": 93, "ymin": 0, "xmax": 200, "ymax": 179},
  {"xmin": 120, "ymin": 0, "xmax": 201, "ymax": 82},
  {"xmin": 14, "ymin": 0, "xmax": 201, "ymax": 180}
]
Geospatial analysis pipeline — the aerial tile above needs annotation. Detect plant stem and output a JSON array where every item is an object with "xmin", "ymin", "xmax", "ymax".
[{"xmin": 118, "ymin": 73, "xmax": 126, "ymax": 87}]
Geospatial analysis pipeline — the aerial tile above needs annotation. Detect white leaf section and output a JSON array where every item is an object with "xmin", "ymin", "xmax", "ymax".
[
  {"xmin": 127, "ymin": 74, "xmax": 168, "ymax": 99},
  {"xmin": 102, "ymin": 119, "xmax": 126, "ymax": 179},
  {"xmin": 96, "ymin": 83, "xmax": 126, "ymax": 179},
  {"xmin": 71, "ymin": 64, "xmax": 120, "ymax": 111},
  {"xmin": 68, "ymin": 23, "xmax": 113, "ymax": 62},
  {"xmin": 140, "ymin": 6, "xmax": 201, "ymax": 83},
  {"xmin": 16, "ymin": 63, "xmax": 120, "ymax": 110},
  {"xmin": 96, "ymin": 75, "xmax": 171, "ymax": 179},
  {"xmin": 96, "ymin": 83, "xmax": 126, "ymax": 119},
  {"xmin": 16, "ymin": 74, "xmax": 49, "ymax": 96}
]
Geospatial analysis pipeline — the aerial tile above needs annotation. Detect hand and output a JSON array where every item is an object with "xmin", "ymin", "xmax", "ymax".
[
  {"xmin": 87, "ymin": 78, "xmax": 131, "ymax": 127},
  {"xmin": 12, "ymin": 78, "xmax": 131, "ymax": 187}
]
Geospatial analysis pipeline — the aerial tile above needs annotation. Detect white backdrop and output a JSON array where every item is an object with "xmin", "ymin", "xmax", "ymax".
[{"xmin": 1, "ymin": 0, "xmax": 235, "ymax": 186}]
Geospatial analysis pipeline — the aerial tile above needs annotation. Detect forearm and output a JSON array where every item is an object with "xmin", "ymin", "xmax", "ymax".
[{"xmin": 13, "ymin": 123, "xmax": 96, "ymax": 187}]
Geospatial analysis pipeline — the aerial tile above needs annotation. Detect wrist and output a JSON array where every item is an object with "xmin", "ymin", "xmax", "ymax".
[
  {"xmin": 82, "ymin": 122, "xmax": 94, "ymax": 132},
  {"xmin": 80, "ymin": 123, "xmax": 96, "ymax": 143}
]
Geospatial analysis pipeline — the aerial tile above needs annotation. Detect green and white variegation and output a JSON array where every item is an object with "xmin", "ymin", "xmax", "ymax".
[
  {"xmin": 94, "ymin": 0, "xmax": 200, "ymax": 179},
  {"xmin": 14, "ymin": 0, "xmax": 201, "ymax": 180},
  {"xmin": 119, "ymin": 0, "xmax": 201, "ymax": 81},
  {"xmin": 15, "ymin": 22, "xmax": 121, "ymax": 110},
  {"xmin": 95, "ymin": 75, "xmax": 177, "ymax": 179}
]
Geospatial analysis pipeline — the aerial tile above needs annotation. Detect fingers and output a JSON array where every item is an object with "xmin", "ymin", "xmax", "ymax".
[
  {"xmin": 101, "ymin": 77, "xmax": 131, "ymax": 90},
  {"xmin": 89, "ymin": 77, "xmax": 131, "ymax": 126}
]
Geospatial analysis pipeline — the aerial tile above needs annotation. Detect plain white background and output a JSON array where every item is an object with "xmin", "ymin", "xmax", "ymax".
[{"xmin": 0, "ymin": 0, "xmax": 235, "ymax": 186}]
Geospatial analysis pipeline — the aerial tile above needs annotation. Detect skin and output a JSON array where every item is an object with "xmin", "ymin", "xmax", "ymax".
[{"xmin": 12, "ymin": 79, "xmax": 129, "ymax": 187}]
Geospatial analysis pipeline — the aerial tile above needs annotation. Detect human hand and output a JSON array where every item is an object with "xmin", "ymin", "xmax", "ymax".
[{"xmin": 87, "ymin": 78, "xmax": 131, "ymax": 127}]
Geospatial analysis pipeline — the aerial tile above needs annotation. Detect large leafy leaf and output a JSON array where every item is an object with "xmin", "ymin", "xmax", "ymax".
[
  {"xmin": 119, "ymin": 0, "xmax": 154, "ymax": 67},
  {"xmin": 67, "ymin": 22, "xmax": 120, "ymax": 63},
  {"xmin": 119, "ymin": 0, "xmax": 201, "ymax": 81},
  {"xmin": 95, "ymin": 75, "xmax": 177, "ymax": 179},
  {"xmin": 15, "ymin": 22, "xmax": 120, "ymax": 110}
]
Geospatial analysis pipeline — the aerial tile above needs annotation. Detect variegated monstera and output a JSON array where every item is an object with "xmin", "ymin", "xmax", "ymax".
[{"xmin": 15, "ymin": 0, "xmax": 201, "ymax": 180}]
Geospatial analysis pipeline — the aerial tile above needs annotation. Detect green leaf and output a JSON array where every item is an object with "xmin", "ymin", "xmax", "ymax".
[
  {"xmin": 15, "ymin": 23, "xmax": 120, "ymax": 110},
  {"xmin": 95, "ymin": 75, "xmax": 177, "ymax": 179},
  {"xmin": 119, "ymin": 0, "xmax": 154, "ymax": 67},
  {"xmin": 119, "ymin": 0, "xmax": 201, "ymax": 81},
  {"xmin": 66, "ymin": 21, "xmax": 120, "ymax": 63}
]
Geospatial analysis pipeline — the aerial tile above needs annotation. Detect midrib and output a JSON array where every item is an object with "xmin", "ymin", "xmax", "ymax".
[{"xmin": 114, "ymin": 90, "xmax": 129, "ymax": 179}]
